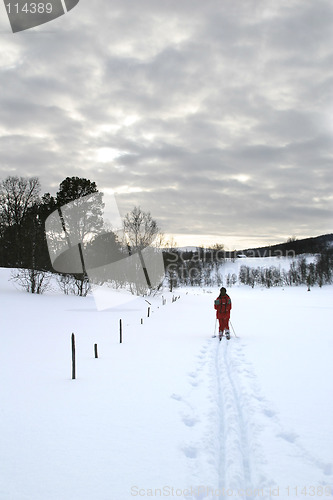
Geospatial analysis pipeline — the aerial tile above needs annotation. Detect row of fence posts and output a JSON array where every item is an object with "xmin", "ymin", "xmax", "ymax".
[{"xmin": 71, "ymin": 294, "xmax": 181, "ymax": 379}]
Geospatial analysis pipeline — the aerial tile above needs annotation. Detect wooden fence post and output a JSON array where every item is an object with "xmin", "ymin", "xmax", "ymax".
[
  {"xmin": 94, "ymin": 343, "xmax": 98, "ymax": 358},
  {"xmin": 71, "ymin": 333, "xmax": 76, "ymax": 380}
]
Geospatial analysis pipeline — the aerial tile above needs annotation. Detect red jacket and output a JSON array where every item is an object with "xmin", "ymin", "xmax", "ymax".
[{"xmin": 214, "ymin": 294, "xmax": 232, "ymax": 319}]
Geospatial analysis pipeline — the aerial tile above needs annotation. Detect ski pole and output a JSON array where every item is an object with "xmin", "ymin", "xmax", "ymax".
[
  {"xmin": 230, "ymin": 320, "xmax": 239, "ymax": 338},
  {"xmin": 213, "ymin": 318, "xmax": 217, "ymax": 338}
]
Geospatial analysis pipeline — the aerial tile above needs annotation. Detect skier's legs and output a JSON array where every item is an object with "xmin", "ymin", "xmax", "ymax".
[
  {"xmin": 224, "ymin": 316, "xmax": 231, "ymax": 339},
  {"xmin": 219, "ymin": 316, "xmax": 231, "ymax": 339},
  {"xmin": 220, "ymin": 316, "xmax": 229, "ymax": 331}
]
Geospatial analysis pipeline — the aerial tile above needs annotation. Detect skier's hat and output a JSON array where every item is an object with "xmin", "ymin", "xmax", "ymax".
[{"xmin": 220, "ymin": 287, "xmax": 227, "ymax": 295}]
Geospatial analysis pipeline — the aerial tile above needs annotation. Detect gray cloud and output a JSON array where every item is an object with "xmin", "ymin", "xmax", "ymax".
[{"xmin": 0, "ymin": 0, "xmax": 332, "ymax": 248}]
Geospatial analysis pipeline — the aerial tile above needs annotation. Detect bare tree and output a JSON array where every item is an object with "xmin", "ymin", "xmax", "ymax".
[
  {"xmin": 0, "ymin": 176, "xmax": 40, "ymax": 227},
  {"xmin": 123, "ymin": 206, "xmax": 159, "ymax": 250},
  {"xmin": 56, "ymin": 273, "xmax": 91, "ymax": 296},
  {"xmin": 0, "ymin": 176, "xmax": 41, "ymax": 266},
  {"xmin": 10, "ymin": 268, "xmax": 51, "ymax": 294},
  {"xmin": 122, "ymin": 207, "xmax": 164, "ymax": 295}
]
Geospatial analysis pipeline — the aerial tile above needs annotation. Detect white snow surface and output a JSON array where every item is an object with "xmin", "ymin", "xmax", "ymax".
[{"xmin": 0, "ymin": 267, "xmax": 332, "ymax": 500}]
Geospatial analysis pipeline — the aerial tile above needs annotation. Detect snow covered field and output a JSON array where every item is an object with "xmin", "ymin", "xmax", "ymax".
[{"xmin": 0, "ymin": 267, "xmax": 332, "ymax": 500}]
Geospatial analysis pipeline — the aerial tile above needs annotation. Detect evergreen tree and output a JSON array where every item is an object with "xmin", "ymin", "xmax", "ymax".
[{"xmin": 55, "ymin": 176, "xmax": 104, "ymax": 243}]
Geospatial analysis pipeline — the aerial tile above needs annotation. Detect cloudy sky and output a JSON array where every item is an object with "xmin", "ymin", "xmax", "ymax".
[{"xmin": 0, "ymin": 0, "xmax": 332, "ymax": 249}]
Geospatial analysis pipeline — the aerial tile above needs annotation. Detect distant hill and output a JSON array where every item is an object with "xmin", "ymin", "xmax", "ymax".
[
  {"xmin": 240, "ymin": 233, "xmax": 333, "ymax": 257},
  {"xmin": 172, "ymin": 233, "xmax": 333, "ymax": 259}
]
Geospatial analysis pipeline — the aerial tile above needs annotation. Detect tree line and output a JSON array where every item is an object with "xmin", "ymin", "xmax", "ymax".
[
  {"xmin": 163, "ymin": 249, "xmax": 333, "ymax": 290},
  {"xmin": 0, "ymin": 175, "xmax": 160, "ymax": 295},
  {"xmin": 0, "ymin": 175, "xmax": 102, "ymax": 270},
  {"xmin": 237, "ymin": 255, "xmax": 332, "ymax": 289}
]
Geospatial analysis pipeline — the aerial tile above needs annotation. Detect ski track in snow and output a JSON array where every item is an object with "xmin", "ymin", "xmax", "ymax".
[
  {"xmin": 210, "ymin": 337, "xmax": 276, "ymax": 499},
  {"xmin": 174, "ymin": 333, "xmax": 333, "ymax": 500},
  {"xmin": 216, "ymin": 339, "xmax": 253, "ymax": 494}
]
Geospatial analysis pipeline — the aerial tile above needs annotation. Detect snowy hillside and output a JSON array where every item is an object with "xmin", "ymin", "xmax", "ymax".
[
  {"xmin": 216, "ymin": 254, "xmax": 312, "ymax": 275},
  {"xmin": 164, "ymin": 251, "xmax": 327, "ymax": 290},
  {"xmin": 0, "ymin": 267, "xmax": 332, "ymax": 500}
]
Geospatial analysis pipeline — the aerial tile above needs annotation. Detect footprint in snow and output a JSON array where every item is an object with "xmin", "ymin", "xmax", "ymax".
[
  {"xmin": 188, "ymin": 372, "xmax": 200, "ymax": 386},
  {"xmin": 254, "ymin": 394, "xmax": 265, "ymax": 402},
  {"xmin": 182, "ymin": 445, "xmax": 198, "ymax": 459},
  {"xmin": 191, "ymin": 492, "xmax": 209, "ymax": 500},
  {"xmin": 322, "ymin": 462, "xmax": 332, "ymax": 476},
  {"xmin": 277, "ymin": 431, "xmax": 299, "ymax": 443},
  {"xmin": 182, "ymin": 415, "xmax": 198, "ymax": 427},
  {"xmin": 262, "ymin": 408, "xmax": 277, "ymax": 418},
  {"xmin": 171, "ymin": 393, "xmax": 182, "ymax": 401}
]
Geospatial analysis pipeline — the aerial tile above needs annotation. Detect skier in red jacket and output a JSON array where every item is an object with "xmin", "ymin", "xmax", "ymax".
[{"xmin": 214, "ymin": 287, "xmax": 232, "ymax": 340}]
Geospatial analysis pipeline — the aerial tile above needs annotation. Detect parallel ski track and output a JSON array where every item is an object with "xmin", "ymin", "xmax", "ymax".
[
  {"xmin": 215, "ymin": 338, "xmax": 253, "ymax": 498},
  {"xmin": 213, "ymin": 336, "xmax": 333, "ymax": 500}
]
